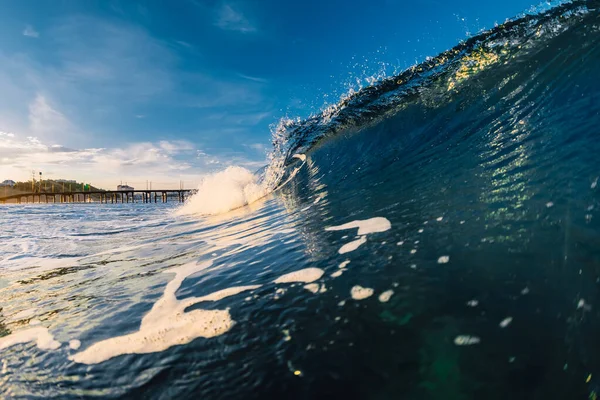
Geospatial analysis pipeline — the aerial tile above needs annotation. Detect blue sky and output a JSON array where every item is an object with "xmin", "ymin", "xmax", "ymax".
[{"xmin": 0, "ymin": 0, "xmax": 543, "ymax": 189}]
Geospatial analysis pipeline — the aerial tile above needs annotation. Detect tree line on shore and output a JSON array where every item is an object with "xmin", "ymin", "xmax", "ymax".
[{"xmin": 2, "ymin": 180, "xmax": 103, "ymax": 196}]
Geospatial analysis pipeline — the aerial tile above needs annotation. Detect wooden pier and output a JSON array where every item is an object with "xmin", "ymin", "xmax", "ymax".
[{"xmin": 0, "ymin": 190, "xmax": 195, "ymax": 204}]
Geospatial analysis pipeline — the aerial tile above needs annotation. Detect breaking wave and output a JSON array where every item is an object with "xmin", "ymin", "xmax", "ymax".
[{"xmin": 183, "ymin": 0, "xmax": 598, "ymax": 218}]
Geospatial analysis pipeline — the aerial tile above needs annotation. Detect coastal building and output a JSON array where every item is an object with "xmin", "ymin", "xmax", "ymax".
[{"xmin": 117, "ymin": 184, "xmax": 134, "ymax": 191}]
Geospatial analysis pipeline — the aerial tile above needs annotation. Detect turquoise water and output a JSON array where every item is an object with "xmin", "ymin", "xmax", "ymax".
[{"xmin": 2, "ymin": 2, "xmax": 600, "ymax": 398}]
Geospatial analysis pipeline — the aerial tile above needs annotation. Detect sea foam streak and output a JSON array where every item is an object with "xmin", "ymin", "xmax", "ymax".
[
  {"xmin": 325, "ymin": 217, "xmax": 391, "ymax": 254},
  {"xmin": 325, "ymin": 217, "xmax": 391, "ymax": 235},
  {"xmin": 67, "ymin": 263, "xmax": 324, "ymax": 364},
  {"xmin": 0, "ymin": 326, "xmax": 60, "ymax": 351},
  {"xmin": 0, "ymin": 261, "xmax": 326, "ymax": 365},
  {"xmin": 70, "ymin": 260, "xmax": 248, "ymax": 364}
]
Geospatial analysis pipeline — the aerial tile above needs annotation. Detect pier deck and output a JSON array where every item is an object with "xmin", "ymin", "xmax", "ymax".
[{"xmin": 0, "ymin": 190, "xmax": 195, "ymax": 204}]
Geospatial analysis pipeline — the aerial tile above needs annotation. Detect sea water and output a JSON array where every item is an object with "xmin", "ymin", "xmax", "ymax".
[{"xmin": 2, "ymin": 2, "xmax": 600, "ymax": 399}]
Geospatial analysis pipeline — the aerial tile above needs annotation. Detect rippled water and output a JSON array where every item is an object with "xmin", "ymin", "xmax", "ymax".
[{"xmin": 3, "ymin": 1, "xmax": 600, "ymax": 399}]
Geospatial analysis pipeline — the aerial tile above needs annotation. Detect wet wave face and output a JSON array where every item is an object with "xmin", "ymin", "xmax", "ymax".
[{"xmin": 2, "ymin": 1, "xmax": 600, "ymax": 399}]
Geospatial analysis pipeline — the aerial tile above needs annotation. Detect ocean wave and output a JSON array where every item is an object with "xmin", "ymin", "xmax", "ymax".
[{"xmin": 182, "ymin": 0, "xmax": 596, "ymax": 216}]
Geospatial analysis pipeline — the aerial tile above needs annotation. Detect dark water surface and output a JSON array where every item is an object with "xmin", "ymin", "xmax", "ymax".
[{"xmin": 2, "ymin": 1, "xmax": 600, "ymax": 399}]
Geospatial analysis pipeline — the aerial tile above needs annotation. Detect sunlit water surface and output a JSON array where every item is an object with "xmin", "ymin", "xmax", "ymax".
[{"xmin": 2, "ymin": 2, "xmax": 600, "ymax": 399}]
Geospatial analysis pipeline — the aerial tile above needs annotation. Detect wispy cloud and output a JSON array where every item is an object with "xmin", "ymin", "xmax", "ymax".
[
  {"xmin": 205, "ymin": 109, "xmax": 271, "ymax": 123},
  {"xmin": 214, "ymin": 4, "xmax": 256, "ymax": 33},
  {"xmin": 2, "ymin": 16, "xmax": 270, "ymax": 123},
  {"xmin": 23, "ymin": 25, "xmax": 39, "ymax": 38},
  {"xmin": 28, "ymin": 94, "xmax": 71, "ymax": 138},
  {"xmin": 237, "ymin": 73, "xmax": 268, "ymax": 83},
  {"xmin": 186, "ymin": 78, "xmax": 264, "ymax": 108},
  {"xmin": 245, "ymin": 143, "xmax": 267, "ymax": 152},
  {"xmin": 174, "ymin": 40, "xmax": 193, "ymax": 49},
  {"xmin": 1, "ymin": 14, "xmax": 273, "ymax": 186},
  {"xmin": 54, "ymin": 17, "xmax": 174, "ymax": 101}
]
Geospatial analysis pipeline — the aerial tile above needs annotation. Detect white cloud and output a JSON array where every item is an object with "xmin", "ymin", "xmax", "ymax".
[
  {"xmin": 28, "ymin": 94, "xmax": 71, "ymax": 138},
  {"xmin": 245, "ymin": 143, "xmax": 267, "ymax": 153},
  {"xmin": 0, "ymin": 134, "xmax": 193, "ymax": 188},
  {"xmin": 158, "ymin": 140, "xmax": 195, "ymax": 155},
  {"xmin": 214, "ymin": 4, "xmax": 256, "ymax": 33},
  {"xmin": 0, "ymin": 133, "xmax": 266, "ymax": 189},
  {"xmin": 23, "ymin": 25, "xmax": 39, "ymax": 38}
]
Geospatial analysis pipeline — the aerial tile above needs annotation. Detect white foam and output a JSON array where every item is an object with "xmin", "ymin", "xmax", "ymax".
[
  {"xmin": 69, "ymin": 340, "xmax": 81, "ymax": 350},
  {"xmin": 273, "ymin": 268, "xmax": 324, "ymax": 284},
  {"xmin": 0, "ymin": 327, "xmax": 61, "ymax": 351},
  {"xmin": 273, "ymin": 155, "xmax": 306, "ymax": 189},
  {"xmin": 378, "ymin": 290, "xmax": 394, "ymax": 303},
  {"xmin": 177, "ymin": 150, "xmax": 308, "ymax": 216},
  {"xmin": 338, "ymin": 237, "xmax": 367, "ymax": 254},
  {"xmin": 350, "ymin": 285, "xmax": 374, "ymax": 300},
  {"xmin": 71, "ymin": 260, "xmax": 258, "ymax": 365},
  {"xmin": 437, "ymin": 256, "xmax": 450, "ymax": 264},
  {"xmin": 499, "ymin": 317, "xmax": 512, "ymax": 328},
  {"xmin": 186, "ymin": 285, "xmax": 261, "ymax": 303},
  {"xmin": 177, "ymin": 166, "xmax": 268, "ymax": 216},
  {"xmin": 292, "ymin": 154, "xmax": 306, "ymax": 161},
  {"xmin": 326, "ymin": 217, "xmax": 391, "ymax": 255},
  {"xmin": 331, "ymin": 270, "xmax": 344, "ymax": 278},
  {"xmin": 325, "ymin": 217, "xmax": 391, "ymax": 235},
  {"xmin": 304, "ymin": 283, "xmax": 320, "ymax": 293},
  {"xmin": 454, "ymin": 335, "xmax": 480, "ymax": 346},
  {"xmin": 466, "ymin": 299, "xmax": 478, "ymax": 307}
]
